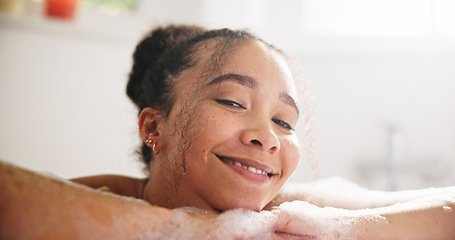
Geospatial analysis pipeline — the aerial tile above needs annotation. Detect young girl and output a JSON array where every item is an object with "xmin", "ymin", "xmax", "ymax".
[{"xmin": 1, "ymin": 25, "xmax": 454, "ymax": 239}]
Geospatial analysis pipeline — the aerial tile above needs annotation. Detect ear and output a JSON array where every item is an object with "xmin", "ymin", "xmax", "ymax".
[{"xmin": 138, "ymin": 107, "xmax": 162, "ymax": 145}]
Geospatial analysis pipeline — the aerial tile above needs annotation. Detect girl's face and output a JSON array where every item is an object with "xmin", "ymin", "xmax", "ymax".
[{"xmin": 159, "ymin": 40, "xmax": 301, "ymax": 211}]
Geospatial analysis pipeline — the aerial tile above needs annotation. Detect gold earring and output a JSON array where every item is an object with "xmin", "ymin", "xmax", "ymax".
[
  {"xmin": 152, "ymin": 143, "xmax": 159, "ymax": 155},
  {"xmin": 145, "ymin": 139, "xmax": 153, "ymax": 144}
]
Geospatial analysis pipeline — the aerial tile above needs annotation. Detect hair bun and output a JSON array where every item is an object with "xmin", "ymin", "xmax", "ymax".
[{"xmin": 127, "ymin": 25, "xmax": 206, "ymax": 111}]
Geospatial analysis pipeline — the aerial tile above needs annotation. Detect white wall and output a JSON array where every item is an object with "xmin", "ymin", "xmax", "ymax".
[
  {"xmin": 0, "ymin": 25, "xmax": 144, "ymax": 178},
  {"xmin": 304, "ymin": 51, "xmax": 455, "ymax": 190},
  {"xmin": 1, "ymin": 0, "xmax": 454, "ymax": 190}
]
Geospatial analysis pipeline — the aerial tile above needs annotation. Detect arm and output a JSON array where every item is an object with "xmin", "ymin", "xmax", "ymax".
[
  {"xmin": 0, "ymin": 161, "xmax": 283, "ymax": 239},
  {"xmin": 274, "ymin": 198, "xmax": 455, "ymax": 240},
  {"xmin": 270, "ymin": 177, "xmax": 455, "ymax": 209},
  {"xmin": 363, "ymin": 197, "xmax": 455, "ymax": 239},
  {"xmin": 0, "ymin": 161, "xmax": 178, "ymax": 239},
  {"xmin": 71, "ymin": 174, "xmax": 147, "ymax": 198}
]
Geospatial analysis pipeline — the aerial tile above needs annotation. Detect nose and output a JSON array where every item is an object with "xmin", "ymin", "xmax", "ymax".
[{"xmin": 240, "ymin": 121, "xmax": 281, "ymax": 154}]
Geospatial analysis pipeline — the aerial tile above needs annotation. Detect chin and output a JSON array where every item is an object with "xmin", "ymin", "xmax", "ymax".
[{"xmin": 217, "ymin": 197, "xmax": 267, "ymax": 212}]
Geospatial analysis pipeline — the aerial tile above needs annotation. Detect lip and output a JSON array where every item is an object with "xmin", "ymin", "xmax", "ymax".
[{"xmin": 216, "ymin": 155, "xmax": 276, "ymax": 183}]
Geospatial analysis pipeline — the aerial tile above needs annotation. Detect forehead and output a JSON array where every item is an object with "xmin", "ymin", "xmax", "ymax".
[
  {"xmin": 175, "ymin": 40, "xmax": 298, "ymax": 101},
  {"xmin": 218, "ymin": 41, "xmax": 298, "ymax": 98}
]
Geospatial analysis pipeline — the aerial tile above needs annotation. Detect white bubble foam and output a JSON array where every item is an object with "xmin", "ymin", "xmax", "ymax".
[
  {"xmin": 133, "ymin": 199, "xmax": 390, "ymax": 239},
  {"xmin": 147, "ymin": 207, "xmax": 277, "ymax": 239},
  {"xmin": 216, "ymin": 209, "xmax": 277, "ymax": 239},
  {"xmin": 277, "ymin": 201, "xmax": 387, "ymax": 240}
]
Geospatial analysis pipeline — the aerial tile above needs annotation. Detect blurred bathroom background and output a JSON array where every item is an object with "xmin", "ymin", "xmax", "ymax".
[{"xmin": 1, "ymin": 0, "xmax": 454, "ymax": 191}]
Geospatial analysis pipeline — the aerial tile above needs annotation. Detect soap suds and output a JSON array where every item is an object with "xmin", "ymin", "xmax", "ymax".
[
  {"xmin": 443, "ymin": 206, "xmax": 452, "ymax": 212},
  {"xmin": 277, "ymin": 201, "xmax": 387, "ymax": 240},
  {"xmin": 134, "ymin": 200, "xmax": 390, "ymax": 239},
  {"xmin": 145, "ymin": 208, "xmax": 277, "ymax": 239}
]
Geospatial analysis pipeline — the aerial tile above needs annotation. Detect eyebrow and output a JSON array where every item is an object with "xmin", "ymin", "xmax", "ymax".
[
  {"xmin": 207, "ymin": 73, "xmax": 258, "ymax": 89},
  {"xmin": 280, "ymin": 92, "xmax": 299, "ymax": 114},
  {"xmin": 207, "ymin": 73, "xmax": 299, "ymax": 114}
]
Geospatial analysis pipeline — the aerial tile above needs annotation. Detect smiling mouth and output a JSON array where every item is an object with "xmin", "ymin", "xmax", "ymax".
[{"xmin": 217, "ymin": 155, "xmax": 275, "ymax": 177}]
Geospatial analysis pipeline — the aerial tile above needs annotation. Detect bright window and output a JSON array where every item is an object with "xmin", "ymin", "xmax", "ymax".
[{"xmin": 301, "ymin": 0, "xmax": 455, "ymax": 36}]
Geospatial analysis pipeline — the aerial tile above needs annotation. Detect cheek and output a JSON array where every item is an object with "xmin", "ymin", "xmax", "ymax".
[
  {"xmin": 187, "ymin": 108, "xmax": 238, "ymax": 151},
  {"xmin": 201, "ymin": 108, "xmax": 237, "ymax": 135},
  {"xmin": 281, "ymin": 135, "xmax": 301, "ymax": 176}
]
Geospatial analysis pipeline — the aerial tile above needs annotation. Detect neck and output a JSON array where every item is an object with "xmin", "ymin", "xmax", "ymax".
[{"xmin": 141, "ymin": 160, "xmax": 218, "ymax": 212}]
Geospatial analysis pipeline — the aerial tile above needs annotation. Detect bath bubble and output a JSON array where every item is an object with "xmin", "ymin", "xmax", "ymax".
[
  {"xmin": 216, "ymin": 209, "xmax": 277, "ymax": 239},
  {"xmin": 146, "ymin": 207, "xmax": 277, "ymax": 239},
  {"xmin": 277, "ymin": 201, "xmax": 387, "ymax": 240},
  {"xmin": 443, "ymin": 206, "xmax": 452, "ymax": 213}
]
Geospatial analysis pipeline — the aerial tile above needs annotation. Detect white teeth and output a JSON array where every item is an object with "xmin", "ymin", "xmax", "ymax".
[{"xmin": 227, "ymin": 160, "xmax": 269, "ymax": 175}]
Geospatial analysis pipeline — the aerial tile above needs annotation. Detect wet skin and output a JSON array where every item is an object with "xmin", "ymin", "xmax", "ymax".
[{"xmin": 142, "ymin": 40, "xmax": 301, "ymax": 212}]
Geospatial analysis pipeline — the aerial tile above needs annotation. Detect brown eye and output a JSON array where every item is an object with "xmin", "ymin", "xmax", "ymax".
[
  {"xmin": 272, "ymin": 118, "xmax": 293, "ymax": 130},
  {"xmin": 215, "ymin": 99, "xmax": 246, "ymax": 109}
]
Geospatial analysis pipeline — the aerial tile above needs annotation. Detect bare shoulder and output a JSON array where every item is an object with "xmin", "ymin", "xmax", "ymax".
[{"xmin": 71, "ymin": 174, "xmax": 147, "ymax": 199}]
